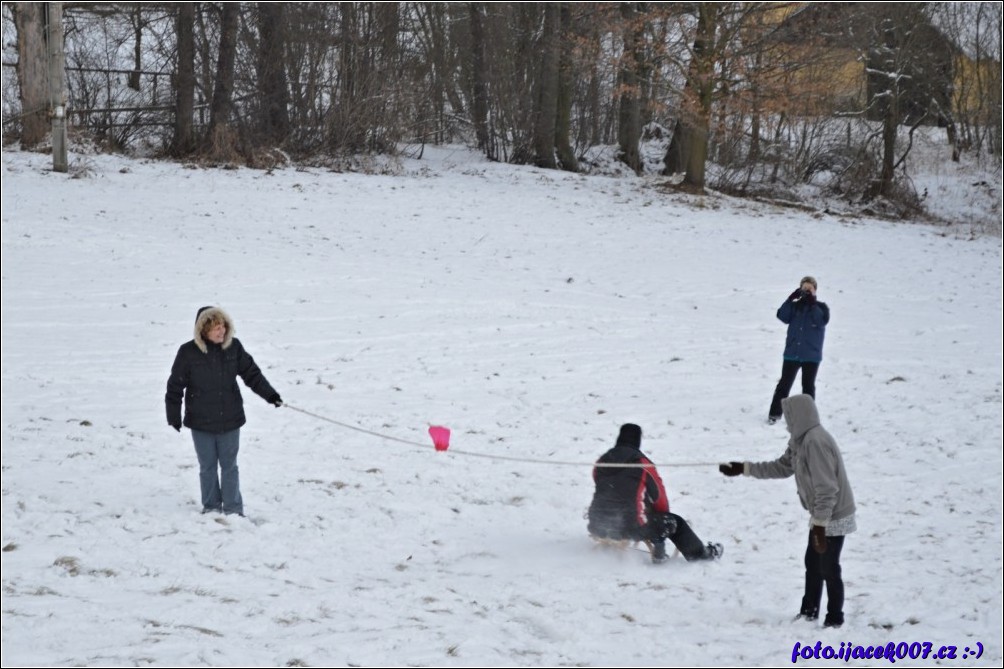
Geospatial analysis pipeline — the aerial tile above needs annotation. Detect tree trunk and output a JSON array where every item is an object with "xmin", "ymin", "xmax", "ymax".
[
  {"xmin": 749, "ymin": 88, "xmax": 761, "ymax": 165},
  {"xmin": 335, "ymin": 2, "xmax": 366, "ymax": 152},
  {"xmin": 129, "ymin": 6, "xmax": 142, "ymax": 91},
  {"xmin": 877, "ymin": 90, "xmax": 898, "ymax": 197},
  {"xmin": 587, "ymin": 63, "xmax": 601, "ymax": 146},
  {"xmin": 870, "ymin": 8, "xmax": 904, "ymax": 199},
  {"xmin": 683, "ymin": 3, "xmax": 718, "ymax": 188},
  {"xmin": 373, "ymin": 2, "xmax": 400, "ymax": 151},
  {"xmin": 662, "ymin": 2, "xmax": 717, "ymax": 187},
  {"xmin": 584, "ymin": 22, "xmax": 601, "ymax": 146},
  {"xmin": 207, "ymin": 3, "xmax": 240, "ymax": 160},
  {"xmin": 617, "ymin": 2, "xmax": 643, "ymax": 174},
  {"xmin": 256, "ymin": 3, "xmax": 290, "ymax": 146},
  {"xmin": 533, "ymin": 3, "xmax": 559, "ymax": 168},
  {"xmin": 467, "ymin": 2, "xmax": 491, "ymax": 156},
  {"xmin": 195, "ymin": 6, "xmax": 213, "ymax": 130},
  {"xmin": 173, "ymin": 2, "xmax": 195, "ymax": 156},
  {"xmin": 424, "ymin": 4, "xmax": 447, "ymax": 144},
  {"xmin": 14, "ymin": 2, "xmax": 48, "ymax": 148},
  {"xmin": 554, "ymin": 3, "xmax": 578, "ymax": 172},
  {"xmin": 663, "ymin": 119, "xmax": 686, "ymax": 175}
]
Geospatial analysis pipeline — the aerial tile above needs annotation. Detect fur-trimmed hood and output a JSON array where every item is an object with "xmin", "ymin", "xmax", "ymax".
[{"xmin": 193, "ymin": 306, "xmax": 235, "ymax": 353}]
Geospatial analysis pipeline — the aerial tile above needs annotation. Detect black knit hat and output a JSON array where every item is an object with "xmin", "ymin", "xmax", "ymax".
[{"xmin": 616, "ymin": 423, "xmax": 642, "ymax": 449}]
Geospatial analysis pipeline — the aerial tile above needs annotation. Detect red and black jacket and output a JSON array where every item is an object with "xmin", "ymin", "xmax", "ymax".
[{"xmin": 587, "ymin": 437, "xmax": 669, "ymax": 540}]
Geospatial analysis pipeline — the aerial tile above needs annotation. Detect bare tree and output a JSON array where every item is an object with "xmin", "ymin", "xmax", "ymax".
[
  {"xmin": 681, "ymin": 3, "xmax": 718, "ymax": 188},
  {"xmin": 413, "ymin": 2, "xmax": 464, "ymax": 148},
  {"xmin": 467, "ymin": 2, "xmax": 492, "ymax": 156},
  {"xmin": 617, "ymin": 2, "xmax": 645, "ymax": 174},
  {"xmin": 532, "ymin": 3, "xmax": 560, "ymax": 168},
  {"xmin": 206, "ymin": 2, "xmax": 240, "ymax": 160},
  {"xmin": 661, "ymin": 3, "xmax": 720, "ymax": 188},
  {"xmin": 284, "ymin": 3, "xmax": 334, "ymax": 153},
  {"xmin": 128, "ymin": 5, "xmax": 144, "ymax": 90},
  {"xmin": 255, "ymin": 2, "xmax": 290, "ymax": 146},
  {"xmin": 554, "ymin": 2, "xmax": 578, "ymax": 171},
  {"xmin": 935, "ymin": 2, "xmax": 1003, "ymax": 164},
  {"xmin": 852, "ymin": 3, "xmax": 952, "ymax": 198}
]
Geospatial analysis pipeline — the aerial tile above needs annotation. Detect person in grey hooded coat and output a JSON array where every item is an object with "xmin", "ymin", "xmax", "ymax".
[{"xmin": 719, "ymin": 394, "xmax": 856, "ymax": 628}]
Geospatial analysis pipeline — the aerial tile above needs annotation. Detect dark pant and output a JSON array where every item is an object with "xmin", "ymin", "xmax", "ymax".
[
  {"xmin": 769, "ymin": 360, "xmax": 819, "ymax": 418},
  {"xmin": 654, "ymin": 513, "xmax": 712, "ymax": 562},
  {"xmin": 589, "ymin": 511, "xmax": 712, "ymax": 561},
  {"xmin": 801, "ymin": 532, "xmax": 845, "ymax": 624}
]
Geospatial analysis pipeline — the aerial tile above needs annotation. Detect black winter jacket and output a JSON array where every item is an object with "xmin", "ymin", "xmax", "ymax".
[
  {"xmin": 587, "ymin": 430, "xmax": 669, "ymax": 540},
  {"xmin": 165, "ymin": 307, "xmax": 277, "ymax": 434}
]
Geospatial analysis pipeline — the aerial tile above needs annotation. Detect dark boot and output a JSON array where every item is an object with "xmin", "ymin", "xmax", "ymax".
[
  {"xmin": 823, "ymin": 612, "xmax": 844, "ymax": 628},
  {"xmin": 650, "ymin": 541, "xmax": 668, "ymax": 564},
  {"xmin": 704, "ymin": 542, "xmax": 724, "ymax": 560},
  {"xmin": 795, "ymin": 608, "xmax": 819, "ymax": 622}
]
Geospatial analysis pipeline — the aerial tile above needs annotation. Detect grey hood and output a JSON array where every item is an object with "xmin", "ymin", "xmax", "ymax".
[
  {"xmin": 747, "ymin": 394, "xmax": 857, "ymax": 526},
  {"xmin": 782, "ymin": 394, "xmax": 820, "ymax": 442}
]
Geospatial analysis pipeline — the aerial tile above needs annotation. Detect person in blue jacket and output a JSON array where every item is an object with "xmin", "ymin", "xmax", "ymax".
[{"xmin": 768, "ymin": 276, "xmax": 829, "ymax": 424}]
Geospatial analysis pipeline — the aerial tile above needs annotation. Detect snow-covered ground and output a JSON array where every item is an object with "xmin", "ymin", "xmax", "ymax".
[{"xmin": 2, "ymin": 144, "xmax": 1001, "ymax": 667}]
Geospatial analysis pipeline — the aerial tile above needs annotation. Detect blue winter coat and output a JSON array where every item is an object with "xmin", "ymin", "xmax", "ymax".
[{"xmin": 777, "ymin": 297, "xmax": 829, "ymax": 363}]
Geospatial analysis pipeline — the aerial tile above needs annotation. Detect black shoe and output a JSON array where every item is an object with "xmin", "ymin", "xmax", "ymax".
[
  {"xmin": 794, "ymin": 607, "xmax": 819, "ymax": 622},
  {"xmin": 768, "ymin": 416, "xmax": 780, "ymax": 425},
  {"xmin": 651, "ymin": 542, "xmax": 668, "ymax": 564},
  {"xmin": 823, "ymin": 613, "xmax": 844, "ymax": 628},
  {"xmin": 705, "ymin": 542, "xmax": 724, "ymax": 560}
]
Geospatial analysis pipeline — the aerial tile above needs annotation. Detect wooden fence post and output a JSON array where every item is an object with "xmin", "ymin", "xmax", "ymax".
[{"xmin": 46, "ymin": 2, "xmax": 67, "ymax": 173}]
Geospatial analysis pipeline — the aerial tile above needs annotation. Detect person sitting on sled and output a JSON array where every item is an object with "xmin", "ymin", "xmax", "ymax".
[{"xmin": 588, "ymin": 424, "xmax": 723, "ymax": 564}]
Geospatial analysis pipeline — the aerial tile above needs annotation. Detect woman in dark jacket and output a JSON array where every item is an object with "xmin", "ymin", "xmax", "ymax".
[
  {"xmin": 768, "ymin": 276, "xmax": 829, "ymax": 424},
  {"xmin": 165, "ymin": 306, "xmax": 282, "ymax": 515}
]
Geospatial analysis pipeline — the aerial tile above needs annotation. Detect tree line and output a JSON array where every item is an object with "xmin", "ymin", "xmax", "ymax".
[{"xmin": 5, "ymin": 2, "xmax": 1002, "ymax": 203}]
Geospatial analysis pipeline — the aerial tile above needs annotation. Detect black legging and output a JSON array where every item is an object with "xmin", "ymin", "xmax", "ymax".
[{"xmin": 769, "ymin": 360, "xmax": 819, "ymax": 418}]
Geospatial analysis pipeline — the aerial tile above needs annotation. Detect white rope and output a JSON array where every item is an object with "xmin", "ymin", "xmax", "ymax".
[{"xmin": 283, "ymin": 403, "xmax": 721, "ymax": 469}]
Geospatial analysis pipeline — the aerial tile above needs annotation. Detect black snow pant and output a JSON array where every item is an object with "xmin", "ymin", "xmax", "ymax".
[
  {"xmin": 769, "ymin": 360, "xmax": 820, "ymax": 419},
  {"xmin": 800, "ymin": 532, "xmax": 845, "ymax": 626},
  {"xmin": 590, "ymin": 511, "xmax": 711, "ymax": 561},
  {"xmin": 658, "ymin": 512, "xmax": 712, "ymax": 562}
]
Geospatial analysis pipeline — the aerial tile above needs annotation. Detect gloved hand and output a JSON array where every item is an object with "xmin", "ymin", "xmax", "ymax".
[
  {"xmin": 267, "ymin": 393, "xmax": 283, "ymax": 408},
  {"xmin": 719, "ymin": 462, "xmax": 744, "ymax": 477},
  {"xmin": 802, "ymin": 292, "xmax": 817, "ymax": 305},
  {"xmin": 168, "ymin": 418, "xmax": 181, "ymax": 432},
  {"xmin": 788, "ymin": 289, "xmax": 803, "ymax": 302},
  {"xmin": 811, "ymin": 525, "xmax": 828, "ymax": 553}
]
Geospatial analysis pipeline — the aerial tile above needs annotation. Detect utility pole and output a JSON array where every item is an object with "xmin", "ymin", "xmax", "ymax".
[{"xmin": 46, "ymin": 2, "xmax": 67, "ymax": 172}]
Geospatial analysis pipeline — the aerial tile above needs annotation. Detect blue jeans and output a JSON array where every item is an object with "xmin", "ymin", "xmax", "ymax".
[{"xmin": 191, "ymin": 428, "xmax": 242, "ymax": 515}]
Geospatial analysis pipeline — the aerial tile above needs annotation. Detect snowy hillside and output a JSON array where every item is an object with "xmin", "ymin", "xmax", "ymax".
[{"xmin": 1, "ymin": 145, "xmax": 1001, "ymax": 667}]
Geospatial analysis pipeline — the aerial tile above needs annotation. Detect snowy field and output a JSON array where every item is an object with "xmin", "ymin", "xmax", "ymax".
[{"xmin": 1, "ymin": 145, "xmax": 1001, "ymax": 667}]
